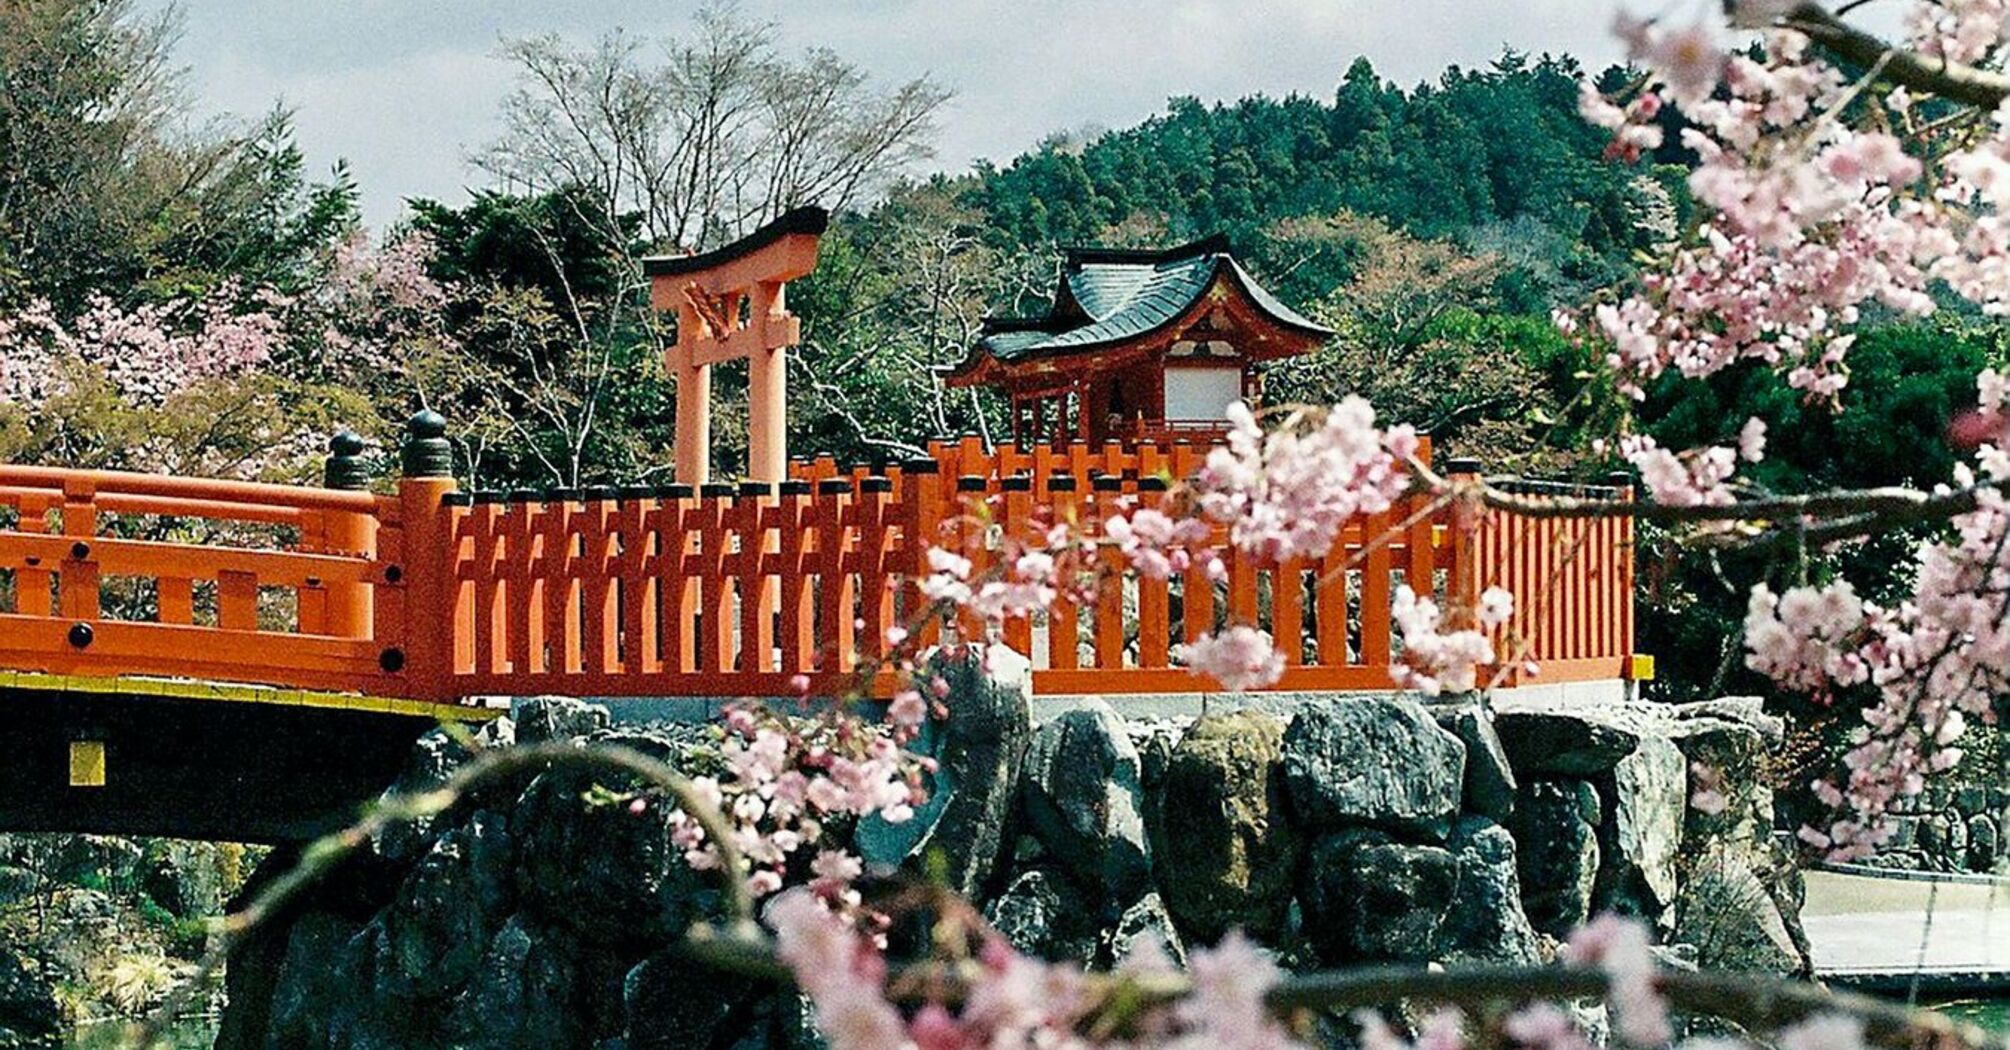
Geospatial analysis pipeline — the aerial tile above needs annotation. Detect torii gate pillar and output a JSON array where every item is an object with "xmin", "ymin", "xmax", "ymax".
[{"xmin": 645, "ymin": 207, "xmax": 829, "ymax": 484}]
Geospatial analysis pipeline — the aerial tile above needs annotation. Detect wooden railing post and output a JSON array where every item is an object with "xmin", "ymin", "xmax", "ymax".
[
  {"xmin": 396, "ymin": 410, "xmax": 460, "ymax": 701},
  {"xmin": 902, "ymin": 457, "xmax": 943, "ymax": 650},
  {"xmin": 1607, "ymin": 470, "xmax": 1638, "ymax": 676},
  {"xmin": 58, "ymin": 477, "xmax": 99, "ymax": 623},
  {"xmin": 319, "ymin": 432, "xmax": 375, "ymax": 639}
]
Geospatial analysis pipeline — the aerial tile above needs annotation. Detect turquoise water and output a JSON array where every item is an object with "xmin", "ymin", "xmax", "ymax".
[{"xmin": 1932, "ymin": 998, "xmax": 2010, "ymax": 1034}]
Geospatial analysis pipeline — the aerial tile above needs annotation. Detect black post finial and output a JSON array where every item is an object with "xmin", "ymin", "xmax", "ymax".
[
  {"xmin": 323, "ymin": 431, "xmax": 370, "ymax": 490},
  {"xmin": 401, "ymin": 410, "xmax": 452, "ymax": 478},
  {"xmin": 1443, "ymin": 457, "xmax": 1483, "ymax": 477}
]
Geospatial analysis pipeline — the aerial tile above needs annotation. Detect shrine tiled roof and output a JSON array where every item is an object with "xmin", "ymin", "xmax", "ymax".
[{"xmin": 956, "ymin": 234, "xmax": 1331, "ymax": 376}]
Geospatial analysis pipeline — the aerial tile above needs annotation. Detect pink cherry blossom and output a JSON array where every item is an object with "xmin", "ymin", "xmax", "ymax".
[{"xmin": 1179, "ymin": 625, "xmax": 1286, "ymax": 691}]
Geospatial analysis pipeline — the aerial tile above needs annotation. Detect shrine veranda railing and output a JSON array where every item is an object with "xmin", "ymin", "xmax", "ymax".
[{"xmin": 0, "ymin": 436, "xmax": 1638, "ymax": 703}]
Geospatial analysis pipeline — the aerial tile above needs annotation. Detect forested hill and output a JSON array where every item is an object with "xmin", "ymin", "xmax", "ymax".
[
  {"xmin": 954, "ymin": 54, "xmax": 1662, "ymax": 303},
  {"xmin": 790, "ymin": 52, "xmax": 1672, "ymax": 468}
]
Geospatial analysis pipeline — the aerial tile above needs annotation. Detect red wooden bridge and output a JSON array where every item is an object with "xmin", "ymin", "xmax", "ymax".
[{"xmin": 0, "ymin": 414, "xmax": 1642, "ymax": 840}]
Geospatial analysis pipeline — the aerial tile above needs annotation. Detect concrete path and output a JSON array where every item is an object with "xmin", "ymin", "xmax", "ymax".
[{"xmin": 1802, "ymin": 867, "xmax": 2010, "ymax": 981}]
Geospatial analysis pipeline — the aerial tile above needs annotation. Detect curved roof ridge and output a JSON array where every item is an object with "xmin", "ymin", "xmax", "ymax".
[
  {"xmin": 641, "ymin": 206, "xmax": 830, "ymax": 278},
  {"xmin": 1062, "ymin": 232, "xmax": 1233, "ymax": 270}
]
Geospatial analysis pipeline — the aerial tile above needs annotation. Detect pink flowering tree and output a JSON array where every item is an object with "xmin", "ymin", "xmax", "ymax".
[{"xmin": 1564, "ymin": 0, "xmax": 2010, "ymax": 859}]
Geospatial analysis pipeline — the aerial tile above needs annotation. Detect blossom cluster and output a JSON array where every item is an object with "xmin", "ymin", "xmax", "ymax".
[
  {"xmin": 1744, "ymin": 380, "xmax": 2010, "ymax": 857},
  {"xmin": 1196, "ymin": 398, "xmax": 1418, "ymax": 562},
  {"xmin": 1390, "ymin": 584, "xmax": 1514, "ymax": 696},
  {"xmin": 0, "ymin": 290, "xmax": 284, "ymax": 408},
  {"xmin": 772, "ymin": 889, "xmax": 1309, "ymax": 1050},
  {"xmin": 667, "ymin": 700, "xmax": 930, "ymax": 897}
]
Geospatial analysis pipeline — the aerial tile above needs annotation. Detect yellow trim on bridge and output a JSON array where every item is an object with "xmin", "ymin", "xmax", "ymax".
[{"xmin": 0, "ymin": 670, "xmax": 502, "ymax": 722}]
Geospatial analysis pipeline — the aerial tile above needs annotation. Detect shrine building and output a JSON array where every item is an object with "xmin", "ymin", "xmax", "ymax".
[{"xmin": 945, "ymin": 234, "xmax": 1332, "ymax": 446}]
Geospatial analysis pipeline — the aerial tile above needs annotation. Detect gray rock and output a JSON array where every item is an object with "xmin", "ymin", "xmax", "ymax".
[
  {"xmin": 1157, "ymin": 711, "xmax": 1297, "ymax": 943},
  {"xmin": 1494, "ymin": 709, "xmax": 1639, "ymax": 776},
  {"xmin": 1669, "ymin": 719, "xmax": 1774, "ymax": 857},
  {"xmin": 1432, "ymin": 701, "xmax": 1517, "ymax": 823},
  {"xmin": 1675, "ymin": 848, "xmax": 1805, "ymax": 975},
  {"xmin": 858, "ymin": 647, "xmax": 1032, "ymax": 897},
  {"xmin": 515, "ymin": 696, "xmax": 610, "ymax": 744},
  {"xmin": 1442, "ymin": 816, "xmax": 1544, "ymax": 965},
  {"xmin": 0, "ymin": 946, "xmax": 61, "ymax": 1047},
  {"xmin": 984, "ymin": 868, "xmax": 1099, "ymax": 965},
  {"xmin": 1670, "ymin": 696, "xmax": 1784, "ymax": 747},
  {"xmin": 1510, "ymin": 779, "xmax": 1600, "ymax": 937},
  {"xmin": 441, "ymin": 916, "xmax": 587, "ymax": 1050},
  {"xmin": 1968, "ymin": 814, "xmax": 2002, "ymax": 872},
  {"xmin": 1936, "ymin": 812, "xmax": 1971, "ymax": 872},
  {"xmin": 512, "ymin": 765, "xmax": 710, "ymax": 947},
  {"xmin": 1595, "ymin": 734, "xmax": 1686, "ymax": 932},
  {"xmin": 263, "ymin": 912, "xmax": 369, "ymax": 1048},
  {"xmin": 1103, "ymin": 891, "xmax": 1188, "ymax": 968},
  {"xmin": 623, "ymin": 950, "xmax": 757, "ymax": 1050},
  {"xmin": 1300, "ymin": 829, "xmax": 1456, "ymax": 964},
  {"xmin": 1283, "ymin": 698, "xmax": 1466, "ymax": 840},
  {"xmin": 376, "ymin": 718, "xmax": 517, "ymax": 863},
  {"xmin": 1020, "ymin": 700, "xmax": 1153, "ymax": 909},
  {"xmin": 367, "ymin": 820, "xmax": 514, "ymax": 1002}
]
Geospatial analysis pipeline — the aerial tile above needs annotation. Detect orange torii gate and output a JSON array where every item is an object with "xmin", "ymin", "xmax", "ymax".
[{"xmin": 646, "ymin": 207, "xmax": 829, "ymax": 485}]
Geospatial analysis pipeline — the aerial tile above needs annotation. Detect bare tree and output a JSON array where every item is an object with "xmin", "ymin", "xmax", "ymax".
[{"xmin": 477, "ymin": 4, "xmax": 951, "ymax": 255}]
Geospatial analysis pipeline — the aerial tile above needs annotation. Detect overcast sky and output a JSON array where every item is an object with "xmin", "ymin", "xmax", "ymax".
[{"xmin": 149, "ymin": 1, "xmax": 1637, "ymax": 230}]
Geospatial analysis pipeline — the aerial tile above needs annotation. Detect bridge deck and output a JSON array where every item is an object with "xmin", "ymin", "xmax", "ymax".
[{"xmin": 0, "ymin": 669, "xmax": 501, "ymax": 721}]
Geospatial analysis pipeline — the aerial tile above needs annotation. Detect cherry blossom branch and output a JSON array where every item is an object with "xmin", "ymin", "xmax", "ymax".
[
  {"xmin": 1474, "ymin": 476, "xmax": 1987, "ymax": 528},
  {"xmin": 679, "ymin": 932, "xmax": 2003, "ymax": 1050},
  {"xmin": 1783, "ymin": 2, "xmax": 2010, "ymax": 109}
]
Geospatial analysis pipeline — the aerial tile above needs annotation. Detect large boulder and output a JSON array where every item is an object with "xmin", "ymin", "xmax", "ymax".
[
  {"xmin": 512, "ymin": 762, "xmax": 711, "ymax": 948},
  {"xmin": 1668, "ymin": 718, "xmax": 1774, "ymax": 857},
  {"xmin": 1299, "ymin": 829, "xmax": 1457, "ymax": 964},
  {"xmin": 1283, "ymin": 698, "xmax": 1466, "ymax": 841},
  {"xmin": 365, "ymin": 816, "xmax": 515, "ymax": 1003},
  {"xmin": 1509, "ymin": 779, "xmax": 1600, "ymax": 937},
  {"xmin": 1019, "ymin": 701, "xmax": 1153, "ymax": 909},
  {"xmin": 1432, "ymin": 700, "xmax": 1518, "ymax": 823},
  {"xmin": 858, "ymin": 646, "xmax": 1033, "ymax": 897},
  {"xmin": 513, "ymin": 696, "xmax": 610, "ymax": 745},
  {"xmin": 1594, "ymin": 734, "xmax": 1687, "ymax": 932},
  {"xmin": 1494, "ymin": 708, "xmax": 1639, "ymax": 776},
  {"xmin": 1441, "ymin": 817, "xmax": 1544, "ymax": 965},
  {"xmin": 1157, "ymin": 711, "xmax": 1298, "ymax": 943},
  {"xmin": 1669, "ymin": 697, "xmax": 1784, "ymax": 748},
  {"xmin": 622, "ymin": 950, "xmax": 761, "ymax": 1050},
  {"xmin": 376, "ymin": 717, "xmax": 518, "ymax": 863}
]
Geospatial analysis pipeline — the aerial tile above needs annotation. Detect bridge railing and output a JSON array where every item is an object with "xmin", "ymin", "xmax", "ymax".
[
  {"xmin": 0, "ymin": 462, "xmax": 410, "ymax": 694},
  {"xmin": 0, "ymin": 416, "xmax": 1640, "ymax": 703}
]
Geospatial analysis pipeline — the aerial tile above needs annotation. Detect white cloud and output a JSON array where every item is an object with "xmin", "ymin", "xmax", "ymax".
[{"xmin": 151, "ymin": 0, "xmax": 1631, "ymax": 229}]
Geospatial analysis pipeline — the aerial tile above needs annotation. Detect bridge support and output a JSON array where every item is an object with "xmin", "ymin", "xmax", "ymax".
[{"xmin": 0, "ymin": 676, "xmax": 492, "ymax": 842}]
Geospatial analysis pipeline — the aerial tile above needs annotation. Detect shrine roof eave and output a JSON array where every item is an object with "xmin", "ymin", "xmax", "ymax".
[{"xmin": 944, "ymin": 266, "xmax": 1330, "ymax": 389}]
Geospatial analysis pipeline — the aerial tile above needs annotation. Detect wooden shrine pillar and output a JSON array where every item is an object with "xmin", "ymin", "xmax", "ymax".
[{"xmin": 645, "ymin": 207, "xmax": 829, "ymax": 485}]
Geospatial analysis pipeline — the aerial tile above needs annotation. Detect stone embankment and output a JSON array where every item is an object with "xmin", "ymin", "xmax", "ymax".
[{"xmin": 216, "ymin": 656, "xmax": 1806, "ymax": 1050}]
